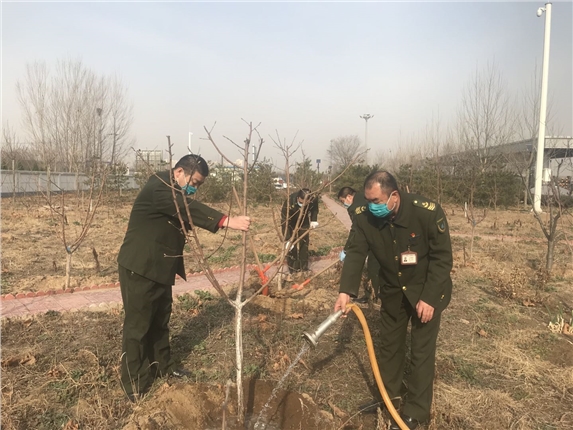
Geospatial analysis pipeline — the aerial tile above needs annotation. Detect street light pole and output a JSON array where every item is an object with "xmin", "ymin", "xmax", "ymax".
[
  {"xmin": 533, "ymin": 2, "xmax": 552, "ymax": 213},
  {"xmin": 360, "ymin": 114, "xmax": 373, "ymax": 148}
]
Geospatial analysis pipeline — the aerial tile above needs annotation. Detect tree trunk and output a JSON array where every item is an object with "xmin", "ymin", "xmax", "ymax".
[
  {"xmin": 524, "ymin": 169, "xmax": 530, "ymax": 209},
  {"xmin": 47, "ymin": 166, "xmax": 51, "ymax": 202},
  {"xmin": 234, "ymin": 306, "xmax": 244, "ymax": 421},
  {"xmin": 12, "ymin": 160, "xmax": 16, "ymax": 204},
  {"xmin": 470, "ymin": 223, "xmax": 475, "ymax": 261},
  {"xmin": 546, "ymin": 237, "xmax": 556, "ymax": 274},
  {"xmin": 65, "ymin": 252, "xmax": 72, "ymax": 289}
]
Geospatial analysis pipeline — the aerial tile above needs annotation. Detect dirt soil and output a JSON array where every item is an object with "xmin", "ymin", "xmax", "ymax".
[{"xmin": 2, "ymin": 194, "xmax": 573, "ymax": 429}]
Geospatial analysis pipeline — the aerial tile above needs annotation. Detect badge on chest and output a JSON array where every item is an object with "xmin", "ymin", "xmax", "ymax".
[
  {"xmin": 401, "ymin": 232, "xmax": 419, "ymax": 265},
  {"xmin": 401, "ymin": 250, "xmax": 418, "ymax": 265}
]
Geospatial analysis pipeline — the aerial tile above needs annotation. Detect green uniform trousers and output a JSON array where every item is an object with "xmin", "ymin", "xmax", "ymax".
[
  {"xmin": 119, "ymin": 265, "xmax": 174, "ymax": 396},
  {"xmin": 378, "ymin": 294, "xmax": 441, "ymax": 422},
  {"xmin": 287, "ymin": 227, "xmax": 309, "ymax": 272}
]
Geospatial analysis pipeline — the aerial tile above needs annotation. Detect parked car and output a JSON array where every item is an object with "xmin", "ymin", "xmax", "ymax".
[{"xmin": 272, "ymin": 177, "xmax": 288, "ymax": 189}]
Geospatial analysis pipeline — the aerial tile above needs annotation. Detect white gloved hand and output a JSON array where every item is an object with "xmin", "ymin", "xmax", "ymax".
[
  {"xmin": 284, "ymin": 241, "xmax": 293, "ymax": 251},
  {"xmin": 310, "ymin": 221, "xmax": 319, "ymax": 229},
  {"xmin": 339, "ymin": 250, "xmax": 346, "ymax": 262}
]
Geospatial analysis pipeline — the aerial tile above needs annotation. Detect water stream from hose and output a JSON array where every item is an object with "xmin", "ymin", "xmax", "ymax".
[{"xmin": 252, "ymin": 342, "xmax": 310, "ymax": 430}]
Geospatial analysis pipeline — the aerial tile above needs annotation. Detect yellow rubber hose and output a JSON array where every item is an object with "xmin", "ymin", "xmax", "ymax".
[{"xmin": 346, "ymin": 303, "xmax": 410, "ymax": 430}]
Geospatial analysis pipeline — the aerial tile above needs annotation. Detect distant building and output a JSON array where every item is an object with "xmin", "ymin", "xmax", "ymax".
[{"xmin": 135, "ymin": 149, "xmax": 168, "ymax": 172}]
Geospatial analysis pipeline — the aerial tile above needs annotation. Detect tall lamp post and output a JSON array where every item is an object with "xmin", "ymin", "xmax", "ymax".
[
  {"xmin": 533, "ymin": 2, "xmax": 552, "ymax": 213},
  {"xmin": 360, "ymin": 114, "xmax": 373, "ymax": 151}
]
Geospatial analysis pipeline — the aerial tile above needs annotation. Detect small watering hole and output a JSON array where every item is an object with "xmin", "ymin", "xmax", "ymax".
[{"xmin": 252, "ymin": 342, "xmax": 311, "ymax": 430}]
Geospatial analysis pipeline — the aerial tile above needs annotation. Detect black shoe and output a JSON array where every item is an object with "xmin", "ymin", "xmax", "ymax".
[
  {"xmin": 390, "ymin": 414, "xmax": 419, "ymax": 430},
  {"xmin": 170, "ymin": 368, "xmax": 191, "ymax": 378},
  {"xmin": 358, "ymin": 399, "xmax": 382, "ymax": 414},
  {"xmin": 354, "ymin": 296, "xmax": 370, "ymax": 304}
]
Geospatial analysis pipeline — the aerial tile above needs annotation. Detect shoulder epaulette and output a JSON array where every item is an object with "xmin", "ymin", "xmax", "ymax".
[
  {"xmin": 412, "ymin": 199, "xmax": 436, "ymax": 211},
  {"xmin": 354, "ymin": 205, "xmax": 367, "ymax": 215}
]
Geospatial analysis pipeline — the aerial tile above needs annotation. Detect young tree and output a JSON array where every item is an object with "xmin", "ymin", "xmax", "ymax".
[{"xmin": 45, "ymin": 164, "xmax": 108, "ymax": 288}]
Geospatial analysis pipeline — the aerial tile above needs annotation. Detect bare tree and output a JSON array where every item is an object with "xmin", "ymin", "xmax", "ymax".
[
  {"xmin": 43, "ymin": 164, "xmax": 108, "ymax": 288},
  {"xmin": 16, "ymin": 58, "xmax": 134, "ymax": 173},
  {"xmin": 523, "ymin": 162, "xmax": 567, "ymax": 274},
  {"xmin": 1, "ymin": 123, "xmax": 35, "ymax": 170},
  {"xmin": 194, "ymin": 124, "xmax": 285, "ymax": 424},
  {"xmin": 107, "ymin": 75, "xmax": 134, "ymax": 167},
  {"xmin": 327, "ymin": 135, "xmax": 366, "ymax": 173},
  {"xmin": 423, "ymin": 112, "xmax": 447, "ymax": 204},
  {"xmin": 457, "ymin": 62, "xmax": 518, "ymax": 197},
  {"xmin": 452, "ymin": 63, "xmax": 519, "ymax": 259}
]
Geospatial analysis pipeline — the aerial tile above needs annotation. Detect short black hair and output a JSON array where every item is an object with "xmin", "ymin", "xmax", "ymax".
[
  {"xmin": 174, "ymin": 154, "xmax": 209, "ymax": 177},
  {"xmin": 364, "ymin": 171, "xmax": 398, "ymax": 194},
  {"xmin": 337, "ymin": 187, "xmax": 356, "ymax": 199},
  {"xmin": 297, "ymin": 188, "xmax": 312, "ymax": 200}
]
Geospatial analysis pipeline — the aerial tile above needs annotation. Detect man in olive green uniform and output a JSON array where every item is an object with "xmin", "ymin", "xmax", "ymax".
[
  {"xmin": 281, "ymin": 188, "xmax": 319, "ymax": 273},
  {"xmin": 117, "ymin": 154, "xmax": 251, "ymax": 401},
  {"xmin": 334, "ymin": 171, "xmax": 452, "ymax": 429},
  {"xmin": 337, "ymin": 186, "xmax": 381, "ymax": 303}
]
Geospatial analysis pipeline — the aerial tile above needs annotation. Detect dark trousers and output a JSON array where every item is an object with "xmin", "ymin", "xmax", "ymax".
[
  {"xmin": 287, "ymin": 227, "xmax": 309, "ymax": 272},
  {"xmin": 119, "ymin": 265, "xmax": 174, "ymax": 396},
  {"xmin": 378, "ymin": 295, "xmax": 441, "ymax": 422}
]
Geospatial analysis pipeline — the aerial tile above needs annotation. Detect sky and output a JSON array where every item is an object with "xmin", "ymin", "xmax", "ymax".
[{"xmin": 2, "ymin": 1, "xmax": 572, "ymax": 169}]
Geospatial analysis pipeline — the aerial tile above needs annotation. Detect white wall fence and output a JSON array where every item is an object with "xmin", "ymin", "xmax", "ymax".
[{"xmin": 0, "ymin": 170, "xmax": 139, "ymax": 197}]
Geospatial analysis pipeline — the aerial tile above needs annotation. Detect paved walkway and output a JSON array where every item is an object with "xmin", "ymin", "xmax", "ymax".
[{"xmin": 0, "ymin": 197, "xmax": 352, "ymax": 320}]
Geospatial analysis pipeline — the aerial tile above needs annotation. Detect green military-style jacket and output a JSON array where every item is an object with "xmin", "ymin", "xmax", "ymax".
[
  {"xmin": 281, "ymin": 191, "xmax": 319, "ymax": 238},
  {"xmin": 340, "ymin": 192, "xmax": 453, "ymax": 316},
  {"xmin": 343, "ymin": 192, "xmax": 368, "ymax": 250},
  {"xmin": 347, "ymin": 192, "xmax": 368, "ymax": 221},
  {"xmin": 117, "ymin": 170, "xmax": 224, "ymax": 286}
]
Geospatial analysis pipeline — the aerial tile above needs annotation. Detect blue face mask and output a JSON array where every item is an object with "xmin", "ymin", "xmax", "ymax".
[
  {"xmin": 297, "ymin": 201, "xmax": 303, "ymax": 207},
  {"xmin": 182, "ymin": 184, "xmax": 197, "ymax": 195},
  {"xmin": 343, "ymin": 202, "xmax": 351, "ymax": 209},
  {"xmin": 368, "ymin": 193, "xmax": 395, "ymax": 218}
]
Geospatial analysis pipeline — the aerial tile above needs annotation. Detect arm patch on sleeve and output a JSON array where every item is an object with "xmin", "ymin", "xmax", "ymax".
[
  {"xmin": 355, "ymin": 205, "xmax": 367, "ymax": 215},
  {"xmin": 437, "ymin": 217, "xmax": 446, "ymax": 233}
]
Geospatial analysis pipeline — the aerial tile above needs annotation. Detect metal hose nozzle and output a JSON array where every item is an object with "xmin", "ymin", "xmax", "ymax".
[{"xmin": 302, "ymin": 309, "xmax": 344, "ymax": 347}]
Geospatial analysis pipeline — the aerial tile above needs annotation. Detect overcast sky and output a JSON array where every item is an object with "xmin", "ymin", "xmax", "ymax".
[{"xmin": 2, "ymin": 1, "xmax": 572, "ymax": 168}]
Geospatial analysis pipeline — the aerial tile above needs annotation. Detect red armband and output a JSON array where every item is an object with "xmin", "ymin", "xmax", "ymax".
[{"xmin": 217, "ymin": 215, "xmax": 228, "ymax": 229}]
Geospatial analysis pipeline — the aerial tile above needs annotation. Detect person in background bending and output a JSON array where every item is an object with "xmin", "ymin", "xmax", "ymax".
[{"xmin": 281, "ymin": 188, "xmax": 319, "ymax": 277}]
